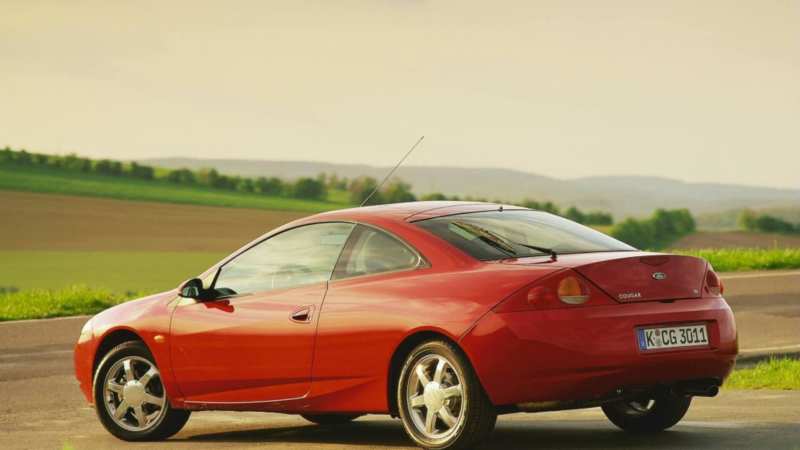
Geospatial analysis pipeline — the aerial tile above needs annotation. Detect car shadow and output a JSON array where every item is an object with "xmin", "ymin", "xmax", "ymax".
[{"xmin": 178, "ymin": 418, "xmax": 763, "ymax": 449}]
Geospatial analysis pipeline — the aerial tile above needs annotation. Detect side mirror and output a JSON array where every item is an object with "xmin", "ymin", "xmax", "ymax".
[{"xmin": 179, "ymin": 278, "xmax": 204, "ymax": 299}]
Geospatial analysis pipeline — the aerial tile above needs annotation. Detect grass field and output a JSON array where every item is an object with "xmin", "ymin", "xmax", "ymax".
[
  {"xmin": 671, "ymin": 230, "xmax": 800, "ymax": 249},
  {"xmin": 0, "ymin": 285, "xmax": 130, "ymax": 321},
  {"xmin": 725, "ymin": 358, "xmax": 800, "ymax": 390},
  {"xmin": 0, "ymin": 250, "xmax": 225, "ymax": 293},
  {"xmin": 0, "ymin": 191, "xmax": 305, "ymax": 251},
  {"xmin": 672, "ymin": 248, "xmax": 800, "ymax": 272},
  {"xmin": 0, "ymin": 165, "xmax": 348, "ymax": 213}
]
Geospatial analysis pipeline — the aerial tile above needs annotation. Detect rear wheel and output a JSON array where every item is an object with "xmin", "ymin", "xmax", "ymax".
[
  {"xmin": 602, "ymin": 392, "xmax": 691, "ymax": 433},
  {"xmin": 397, "ymin": 340, "xmax": 496, "ymax": 449},
  {"xmin": 301, "ymin": 414, "xmax": 361, "ymax": 425},
  {"xmin": 94, "ymin": 341, "xmax": 190, "ymax": 441}
]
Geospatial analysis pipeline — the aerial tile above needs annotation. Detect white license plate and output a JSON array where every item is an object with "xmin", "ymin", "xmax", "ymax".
[{"xmin": 637, "ymin": 324, "xmax": 709, "ymax": 351}]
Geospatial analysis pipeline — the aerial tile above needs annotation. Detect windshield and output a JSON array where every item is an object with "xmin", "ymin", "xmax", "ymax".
[{"xmin": 414, "ymin": 209, "xmax": 635, "ymax": 261}]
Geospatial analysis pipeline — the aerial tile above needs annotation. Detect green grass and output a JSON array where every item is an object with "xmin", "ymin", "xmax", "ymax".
[
  {"xmin": 0, "ymin": 166, "xmax": 348, "ymax": 213},
  {"xmin": 671, "ymin": 248, "xmax": 800, "ymax": 272},
  {"xmin": 0, "ymin": 285, "xmax": 133, "ymax": 321},
  {"xmin": 0, "ymin": 250, "xmax": 225, "ymax": 293},
  {"xmin": 725, "ymin": 358, "xmax": 800, "ymax": 390}
]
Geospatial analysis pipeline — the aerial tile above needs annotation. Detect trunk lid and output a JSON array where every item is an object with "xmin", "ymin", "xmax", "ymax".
[{"xmin": 572, "ymin": 253, "xmax": 708, "ymax": 303}]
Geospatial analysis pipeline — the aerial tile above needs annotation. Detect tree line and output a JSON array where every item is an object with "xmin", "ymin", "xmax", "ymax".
[
  {"xmin": 1, "ymin": 146, "xmax": 613, "ymax": 225},
  {"xmin": 738, "ymin": 210, "xmax": 800, "ymax": 235}
]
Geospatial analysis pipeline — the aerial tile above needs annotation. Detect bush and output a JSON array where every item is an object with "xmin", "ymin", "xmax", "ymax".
[
  {"xmin": 738, "ymin": 210, "xmax": 799, "ymax": 234},
  {"xmin": 611, "ymin": 208, "xmax": 695, "ymax": 249}
]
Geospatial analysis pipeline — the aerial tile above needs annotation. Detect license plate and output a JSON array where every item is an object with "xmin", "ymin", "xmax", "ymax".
[{"xmin": 637, "ymin": 324, "xmax": 709, "ymax": 351}]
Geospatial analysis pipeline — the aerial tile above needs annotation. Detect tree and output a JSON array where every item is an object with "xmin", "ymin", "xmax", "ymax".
[
  {"xmin": 196, "ymin": 168, "xmax": 220, "ymax": 187},
  {"xmin": 0, "ymin": 147, "xmax": 12, "ymax": 163},
  {"xmin": 292, "ymin": 177, "xmax": 327, "ymax": 200},
  {"xmin": 754, "ymin": 215, "xmax": 797, "ymax": 234},
  {"xmin": 63, "ymin": 154, "xmax": 91, "ymax": 172},
  {"xmin": 565, "ymin": 206, "xmax": 586, "ymax": 223},
  {"xmin": 94, "ymin": 159, "xmax": 110, "ymax": 174},
  {"xmin": 236, "ymin": 178, "xmax": 255, "ymax": 193},
  {"xmin": 584, "ymin": 211, "xmax": 613, "ymax": 225},
  {"xmin": 325, "ymin": 173, "xmax": 348, "ymax": 190},
  {"xmin": 255, "ymin": 177, "xmax": 284, "ymax": 195},
  {"xmin": 521, "ymin": 199, "xmax": 560, "ymax": 215},
  {"xmin": 127, "ymin": 162, "xmax": 154, "ymax": 179},
  {"xmin": 611, "ymin": 218, "xmax": 656, "ymax": 249},
  {"xmin": 738, "ymin": 209, "xmax": 758, "ymax": 231},
  {"xmin": 382, "ymin": 180, "xmax": 416, "ymax": 203},
  {"xmin": 166, "ymin": 168, "xmax": 196, "ymax": 184},
  {"xmin": 421, "ymin": 192, "xmax": 448, "ymax": 201},
  {"xmin": 14, "ymin": 150, "xmax": 32, "ymax": 165},
  {"xmin": 349, "ymin": 176, "xmax": 382, "ymax": 205}
]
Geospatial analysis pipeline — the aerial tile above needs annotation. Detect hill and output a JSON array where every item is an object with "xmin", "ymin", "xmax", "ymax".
[{"xmin": 145, "ymin": 157, "xmax": 800, "ymax": 219}]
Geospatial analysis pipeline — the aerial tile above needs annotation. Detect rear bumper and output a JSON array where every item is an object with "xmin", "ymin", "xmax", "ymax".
[{"xmin": 460, "ymin": 297, "xmax": 737, "ymax": 407}]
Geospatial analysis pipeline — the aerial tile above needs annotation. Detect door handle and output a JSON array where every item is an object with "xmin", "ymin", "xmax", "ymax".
[{"xmin": 290, "ymin": 305, "xmax": 313, "ymax": 323}]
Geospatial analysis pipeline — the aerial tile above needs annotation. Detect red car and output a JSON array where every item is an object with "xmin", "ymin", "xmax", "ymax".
[{"xmin": 74, "ymin": 202, "xmax": 737, "ymax": 449}]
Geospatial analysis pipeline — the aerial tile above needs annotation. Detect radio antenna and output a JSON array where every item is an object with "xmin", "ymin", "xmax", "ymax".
[{"xmin": 360, "ymin": 135, "xmax": 425, "ymax": 207}]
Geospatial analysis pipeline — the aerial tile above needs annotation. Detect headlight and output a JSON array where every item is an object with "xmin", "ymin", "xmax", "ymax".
[{"xmin": 77, "ymin": 318, "xmax": 93, "ymax": 343}]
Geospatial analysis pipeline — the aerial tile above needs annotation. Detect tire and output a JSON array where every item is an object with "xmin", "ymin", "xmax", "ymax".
[
  {"xmin": 93, "ymin": 341, "xmax": 191, "ymax": 441},
  {"xmin": 397, "ymin": 340, "xmax": 496, "ymax": 450},
  {"xmin": 602, "ymin": 392, "xmax": 691, "ymax": 433},
  {"xmin": 301, "ymin": 414, "xmax": 362, "ymax": 425}
]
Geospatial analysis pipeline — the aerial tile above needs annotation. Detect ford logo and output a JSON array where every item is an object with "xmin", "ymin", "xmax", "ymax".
[{"xmin": 652, "ymin": 272, "xmax": 667, "ymax": 280}]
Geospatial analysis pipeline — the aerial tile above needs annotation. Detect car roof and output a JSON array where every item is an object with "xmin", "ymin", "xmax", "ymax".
[{"xmin": 308, "ymin": 201, "xmax": 530, "ymax": 223}]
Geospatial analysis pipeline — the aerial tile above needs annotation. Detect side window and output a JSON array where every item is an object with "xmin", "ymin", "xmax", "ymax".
[
  {"xmin": 214, "ymin": 222, "xmax": 354, "ymax": 295},
  {"xmin": 333, "ymin": 225, "xmax": 421, "ymax": 279}
]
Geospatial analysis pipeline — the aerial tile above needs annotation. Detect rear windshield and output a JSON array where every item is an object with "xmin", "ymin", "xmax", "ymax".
[{"xmin": 414, "ymin": 209, "xmax": 635, "ymax": 261}]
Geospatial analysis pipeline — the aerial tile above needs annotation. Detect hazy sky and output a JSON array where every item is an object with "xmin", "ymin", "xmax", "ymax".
[{"xmin": 1, "ymin": 0, "xmax": 798, "ymax": 189}]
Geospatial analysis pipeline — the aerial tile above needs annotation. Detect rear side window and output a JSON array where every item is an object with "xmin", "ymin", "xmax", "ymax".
[{"xmin": 332, "ymin": 225, "xmax": 421, "ymax": 279}]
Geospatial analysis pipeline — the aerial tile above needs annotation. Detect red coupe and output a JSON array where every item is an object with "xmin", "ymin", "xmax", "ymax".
[{"xmin": 74, "ymin": 202, "xmax": 737, "ymax": 449}]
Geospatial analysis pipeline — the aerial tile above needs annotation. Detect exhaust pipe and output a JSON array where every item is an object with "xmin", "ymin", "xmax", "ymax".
[{"xmin": 674, "ymin": 380, "xmax": 720, "ymax": 397}]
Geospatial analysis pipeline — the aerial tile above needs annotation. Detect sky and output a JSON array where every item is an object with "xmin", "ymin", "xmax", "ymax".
[{"xmin": 1, "ymin": 0, "xmax": 798, "ymax": 189}]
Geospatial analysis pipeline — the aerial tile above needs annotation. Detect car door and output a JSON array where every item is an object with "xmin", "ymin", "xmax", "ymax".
[
  {"xmin": 170, "ymin": 222, "xmax": 354, "ymax": 405},
  {"xmin": 310, "ymin": 224, "xmax": 429, "ymax": 411}
]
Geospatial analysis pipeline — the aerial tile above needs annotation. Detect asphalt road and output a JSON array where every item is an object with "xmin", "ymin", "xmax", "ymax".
[{"xmin": 1, "ymin": 271, "xmax": 798, "ymax": 450}]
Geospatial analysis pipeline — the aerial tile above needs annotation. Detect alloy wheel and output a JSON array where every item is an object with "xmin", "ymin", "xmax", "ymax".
[
  {"xmin": 405, "ymin": 353, "xmax": 466, "ymax": 441},
  {"xmin": 102, "ymin": 355, "xmax": 167, "ymax": 432}
]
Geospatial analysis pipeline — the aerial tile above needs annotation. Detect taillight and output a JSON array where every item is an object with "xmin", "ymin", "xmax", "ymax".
[
  {"xmin": 495, "ymin": 270, "xmax": 614, "ymax": 313},
  {"xmin": 557, "ymin": 276, "xmax": 589, "ymax": 305},
  {"xmin": 705, "ymin": 267, "xmax": 724, "ymax": 296}
]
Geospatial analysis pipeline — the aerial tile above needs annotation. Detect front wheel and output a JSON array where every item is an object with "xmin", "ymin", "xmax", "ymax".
[
  {"xmin": 397, "ymin": 340, "xmax": 496, "ymax": 449},
  {"xmin": 94, "ymin": 341, "xmax": 190, "ymax": 441},
  {"xmin": 602, "ymin": 392, "xmax": 691, "ymax": 433}
]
